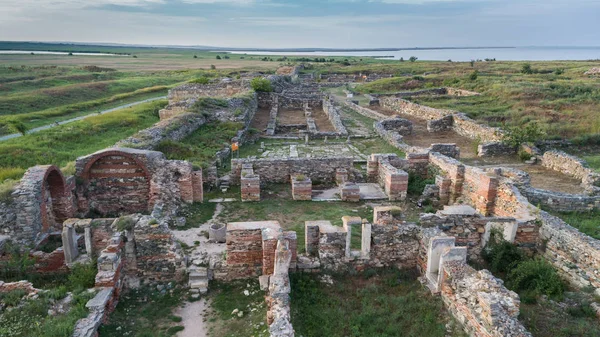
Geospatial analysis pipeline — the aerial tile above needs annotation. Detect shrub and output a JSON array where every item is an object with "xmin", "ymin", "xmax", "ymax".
[
  {"xmin": 67, "ymin": 262, "xmax": 97, "ymax": 291},
  {"xmin": 521, "ymin": 63, "xmax": 534, "ymax": 74},
  {"xmin": 502, "ymin": 123, "xmax": 545, "ymax": 147},
  {"xmin": 0, "ymin": 289, "xmax": 27, "ymax": 307},
  {"xmin": 215, "ymin": 55, "xmax": 221, "ymax": 60},
  {"xmin": 116, "ymin": 216, "xmax": 135, "ymax": 231},
  {"xmin": 469, "ymin": 70, "xmax": 479, "ymax": 81},
  {"xmin": 407, "ymin": 173, "xmax": 435, "ymax": 196},
  {"xmin": 188, "ymin": 77, "xmax": 209, "ymax": 85},
  {"xmin": 506, "ymin": 258, "xmax": 564, "ymax": 299},
  {"xmin": 2, "ymin": 119, "xmax": 28, "ymax": 135},
  {"xmin": 250, "ymin": 77, "xmax": 273, "ymax": 92},
  {"xmin": 482, "ymin": 231, "xmax": 525, "ymax": 274},
  {"xmin": 554, "ymin": 68, "xmax": 565, "ymax": 75},
  {"xmin": 518, "ymin": 148, "xmax": 532, "ymax": 161},
  {"xmin": 409, "ymin": 56, "xmax": 418, "ymax": 62},
  {"xmin": 210, "ymin": 65, "xmax": 216, "ymax": 70},
  {"xmin": 0, "ymin": 178, "xmax": 19, "ymax": 202}
]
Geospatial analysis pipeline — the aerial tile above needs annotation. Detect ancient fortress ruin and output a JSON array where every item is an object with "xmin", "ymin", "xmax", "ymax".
[{"xmin": 1, "ymin": 68, "xmax": 599, "ymax": 337}]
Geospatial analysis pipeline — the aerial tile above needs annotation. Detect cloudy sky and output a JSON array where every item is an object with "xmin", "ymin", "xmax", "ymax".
[{"xmin": 0, "ymin": 0, "xmax": 598, "ymax": 48}]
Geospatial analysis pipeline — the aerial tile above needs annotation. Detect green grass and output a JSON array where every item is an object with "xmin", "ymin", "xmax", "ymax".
[
  {"xmin": 175, "ymin": 202, "xmax": 218, "ymax": 230},
  {"xmin": 98, "ymin": 286, "xmax": 185, "ymax": 337},
  {"xmin": 0, "ymin": 99, "xmax": 163, "ymax": 183},
  {"xmin": 0, "ymin": 288, "xmax": 94, "ymax": 337},
  {"xmin": 156, "ymin": 121, "xmax": 242, "ymax": 169},
  {"xmin": 549, "ymin": 210, "xmax": 600, "ymax": 239},
  {"xmin": 520, "ymin": 292, "xmax": 600, "ymax": 337},
  {"xmin": 290, "ymin": 269, "xmax": 466, "ymax": 337},
  {"xmin": 207, "ymin": 279, "xmax": 268, "ymax": 337},
  {"xmin": 583, "ymin": 155, "xmax": 600, "ymax": 172},
  {"xmin": 219, "ymin": 193, "xmax": 372, "ymax": 252}
]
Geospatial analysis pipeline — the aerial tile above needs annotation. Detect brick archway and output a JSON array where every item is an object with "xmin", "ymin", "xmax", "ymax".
[
  {"xmin": 79, "ymin": 150, "xmax": 152, "ymax": 216},
  {"xmin": 41, "ymin": 167, "xmax": 72, "ymax": 231}
]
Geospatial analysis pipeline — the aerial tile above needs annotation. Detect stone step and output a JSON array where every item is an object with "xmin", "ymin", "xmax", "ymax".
[
  {"xmin": 188, "ymin": 267, "xmax": 208, "ymax": 278},
  {"xmin": 189, "ymin": 280, "xmax": 209, "ymax": 289}
]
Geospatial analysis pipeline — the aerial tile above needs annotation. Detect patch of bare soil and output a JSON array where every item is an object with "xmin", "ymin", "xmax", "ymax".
[
  {"xmin": 521, "ymin": 165, "xmax": 587, "ymax": 194},
  {"xmin": 278, "ymin": 108, "xmax": 307, "ymax": 124},
  {"xmin": 175, "ymin": 299, "xmax": 210, "ymax": 337},
  {"xmin": 250, "ymin": 107, "xmax": 271, "ymax": 133},
  {"xmin": 311, "ymin": 108, "xmax": 337, "ymax": 132},
  {"xmin": 371, "ymin": 106, "xmax": 478, "ymax": 159}
]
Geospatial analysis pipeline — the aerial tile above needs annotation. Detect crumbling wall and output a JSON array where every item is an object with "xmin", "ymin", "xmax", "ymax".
[
  {"xmin": 167, "ymin": 81, "xmax": 249, "ymax": 102},
  {"xmin": 440, "ymin": 262, "xmax": 531, "ymax": 337},
  {"xmin": 539, "ymin": 211, "xmax": 600, "ymax": 292},
  {"xmin": 11, "ymin": 165, "xmax": 75, "ymax": 245},
  {"xmin": 266, "ymin": 239, "xmax": 295, "ymax": 337},
  {"xmin": 541, "ymin": 150, "xmax": 600, "ymax": 193},
  {"xmin": 322, "ymin": 99, "xmax": 348, "ymax": 135},
  {"xmin": 231, "ymin": 157, "xmax": 355, "ymax": 185}
]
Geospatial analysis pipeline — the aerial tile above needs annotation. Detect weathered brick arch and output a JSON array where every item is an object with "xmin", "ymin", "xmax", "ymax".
[
  {"xmin": 15, "ymin": 165, "xmax": 75, "ymax": 243},
  {"xmin": 78, "ymin": 150, "xmax": 152, "ymax": 216}
]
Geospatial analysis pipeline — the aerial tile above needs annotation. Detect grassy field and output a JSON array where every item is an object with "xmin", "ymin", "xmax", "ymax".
[
  {"xmin": 549, "ymin": 210, "xmax": 600, "ymax": 239},
  {"xmin": 290, "ymin": 269, "xmax": 466, "ymax": 337},
  {"xmin": 340, "ymin": 60, "xmax": 600, "ymax": 140},
  {"xmin": 0, "ymin": 99, "xmax": 164, "ymax": 182}
]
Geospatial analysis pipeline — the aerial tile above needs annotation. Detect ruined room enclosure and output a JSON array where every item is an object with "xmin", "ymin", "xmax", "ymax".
[{"xmin": 365, "ymin": 101, "xmax": 590, "ymax": 195}]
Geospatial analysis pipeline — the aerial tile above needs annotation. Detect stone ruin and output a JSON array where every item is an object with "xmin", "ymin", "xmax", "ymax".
[{"xmin": 1, "ymin": 72, "xmax": 600, "ymax": 337}]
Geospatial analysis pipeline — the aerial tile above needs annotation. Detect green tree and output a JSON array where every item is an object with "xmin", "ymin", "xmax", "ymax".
[
  {"xmin": 409, "ymin": 56, "xmax": 418, "ymax": 62},
  {"xmin": 502, "ymin": 123, "xmax": 545, "ymax": 147},
  {"xmin": 216, "ymin": 55, "xmax": 222, "ymax": 60}
]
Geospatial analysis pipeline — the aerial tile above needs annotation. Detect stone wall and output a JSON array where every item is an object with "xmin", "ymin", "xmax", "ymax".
[
  {"xmin": 380, "ymin": 97, "xmax": 504, "ymax": 144},
  {"xmin": 11, "ymin": 165, "xmax": 75, "ymax": 245},
  {"xmin": 291, "ymin": 175, "xmax": 312, "ymax": 201},
  {"xmin": 266, "ymin": 239, "xmax": 295, "ymax": 337},
  {"xmin": 440, "ymin": 262, "xmax": 531, "ymax": 337},
  {"xmin": 539, "ymin": 211, "xmax": 600, "ymax": 293},
  {"xmin": 131, "ymin": 215, "xmax": 185, "ymax": 284},
  {"xmin": 231, "ymin": 157, "xmax": 355, "ymax": 185},
  {"xmin": 337, "ymin": 99, "xmax": 388, "ymax": 120},
  {"xmin": 541, "ymin": 150, "xmax": 600, "ymax": 194},
  {"xmin": 376, "ymin": 87, "xmax": 481, "ymax": 99},
  {"xmin": 167, "ymin": 81, "xmax": 249, "ymax": 102},
  {"xmin": 322, "ymin": 99, "xmax": 348, "ymax": 136}
]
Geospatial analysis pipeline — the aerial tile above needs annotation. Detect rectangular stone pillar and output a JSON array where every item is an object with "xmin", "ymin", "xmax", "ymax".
[
  {"xmin": 241, "ymin": 170, "xmax": 260, "ymax": 202},
  {"xmin": 384, "ymin": 169, "xmax": 408, "ymax": 201},
  {"xmin": 367, "ymin": 155, "xmax": 380, "ymax": 183},
  {"xmin": 335, "ymin": 168, "xmax": 348, "ymax": 186},
  {"xmin": 192, "ymin": 170, "xmax": 203, "ymax": 203},
  {"xmin": 305, "ymin": 221, "xmax": 323, "ymax": 256},
  {"xmin": 291, "ymin": 175, "xmax": 312, "ymax": 201},
  {"xmin": 342, "ymin": 216, "xmax": 361, "ymax": 257},
  {"xmin": 435, "ymin": 175, "xmax": 452, "ymax": 205},
  {"xmin": 341, "ymin": 182, "xmax": 360, "ymax": 202},
  {"xmin": 426, "ymin": 236, "xmax": 455, "ymax": 291},
  {"xmin": 361, "ymin": 222, "xmax": 372, "ymax": 258},
  {"xmin": 62, "ymin": 222, "xmax": 78, "ymax": 264}
]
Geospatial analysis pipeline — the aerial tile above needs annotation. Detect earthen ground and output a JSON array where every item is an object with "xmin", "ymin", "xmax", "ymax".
[
  {"xmin": 250, "ymin": 107, "xmax": 271, "ymax": 133},
  {"xmin": 310, "ymin": 108, "xmax": 337, "ymax": 132},
  {"xmin": 278, "ymin": 109, "xmax": 307, "ymax": 125},
  {"xmin": 174, "ymin": 299, "xmax": 209, "ymax": 337},
  {"xmin": 370, "ymin": 106, "xmax": 479, "ymax": 159}
]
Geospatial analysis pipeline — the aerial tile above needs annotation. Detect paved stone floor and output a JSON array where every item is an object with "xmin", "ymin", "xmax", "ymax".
[
  {"xmin": 313, "ymin": 183, "xmax": 387, "ymax": 201},
  {"xmin": 251, "ymin": 142, "xmax": 368, "ymax": 161}
]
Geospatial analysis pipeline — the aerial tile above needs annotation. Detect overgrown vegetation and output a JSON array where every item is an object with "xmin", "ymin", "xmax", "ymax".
[
  {"xmin": 482, "ymin": 231, "xmax": 564, "ymax": 301},
  {"xmin": 155, "ymin": 121, "xmax": 242, "ymax": 169},
  {"xmin": 207, "ymin": 279, "xmax": 268, "ymax": 337},
  {"xmin": 502, "ymin": 123, "xmax": 546, "ymax": 147},
  {"xmin": 250, "ymin": 77, "xmax": 273, "ymax": 92},
  {"xmin": 98, "ymin": 286, "xmax": 185, "ymax": 337},
  {"xmin": 290, "ymin": 269, "xmax": 465, "ymax": 337},
  {"xmin": 0, "ymin": 100, "xmax": 163, "ymax": 183},
  {"xmin": 549, "ymin": 210, "xmax": 600, "ymax": 239},
  {"xmin": 174, "ymin": 202, "xmax": 217, "ymax": 230}
]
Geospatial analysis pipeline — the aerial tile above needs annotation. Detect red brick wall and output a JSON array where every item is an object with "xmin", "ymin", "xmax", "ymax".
[
  {"xmin": 192, "ymin": 170, "xmax": 203, "ymax": 202},
  {"xmin": 84, "ymin": 155, "xmax": 150, "ymax": 216}
]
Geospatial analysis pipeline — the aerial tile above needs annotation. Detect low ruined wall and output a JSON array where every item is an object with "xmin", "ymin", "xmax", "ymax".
[
  {"xmin": 118, "ymin": 113, "xmax": 208, "ymax": 150},
  {"xmin": 377, "ymin": 87, "xmax": 480, "ymax": 99},
  {"xmin": 338, "ymin": 99, "xmax": 388, "ymax": 120},
  {"xmin": 461, "ymin": 166, "xmax": 498, "ymax": 216},
  {"xmin": 380, "ymin": 97, "xmax": 504, "ymax": 144},
  {"xmin": 539, "ymin": 211, "xmax": 600, "ymax": 293},
  {"xmin": 521, "ymin": 187, "xmax": 600, "ymax": 212},
  {"xmin": 231, "ymin": 157, "xmax": 355, "ymax": 185},
  {"xmin": 168, "ymin": 81, "xmax": 249, "ymax": 102},
  {"xmin": 541, "ymin": 150, "xmax": 600, "ymax": 193},
  {"xmin": 370, "ymin": 222, "xmax": 420, "ymax": 268},
  {"xmin": 322, "ymin": 99, "xmax": 348, "ymax": 135},
  {"xmin": 441, "ymin": 262, "xmax": 531, "ymax": 337}
]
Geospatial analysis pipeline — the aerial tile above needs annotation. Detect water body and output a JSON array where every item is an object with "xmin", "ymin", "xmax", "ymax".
[
  {"xmin": 228, "ymin": 46, "xmax": 600, "ymax": 62},
  {"xmin": 0, "ymin": 50, "xmax": 128, "ymax": 56}
]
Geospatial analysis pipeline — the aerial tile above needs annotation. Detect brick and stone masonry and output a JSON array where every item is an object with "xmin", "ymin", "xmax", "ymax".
[
  {"xmin": 241, "ymin": 164, "xmax": 261, "ymax": 202},
  {"xmin": 291, "ymin": 175, "xmax": 312, "ymax": 201}
]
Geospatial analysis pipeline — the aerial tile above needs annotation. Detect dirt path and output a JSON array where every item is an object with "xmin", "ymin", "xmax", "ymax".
[
  {"xmin": 175, "ymin": 298, "xmax": 210, "ymax": 337},
  {"xmin": 0, "ymin": 95, "xmax": 166, "ymax": 142}
]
